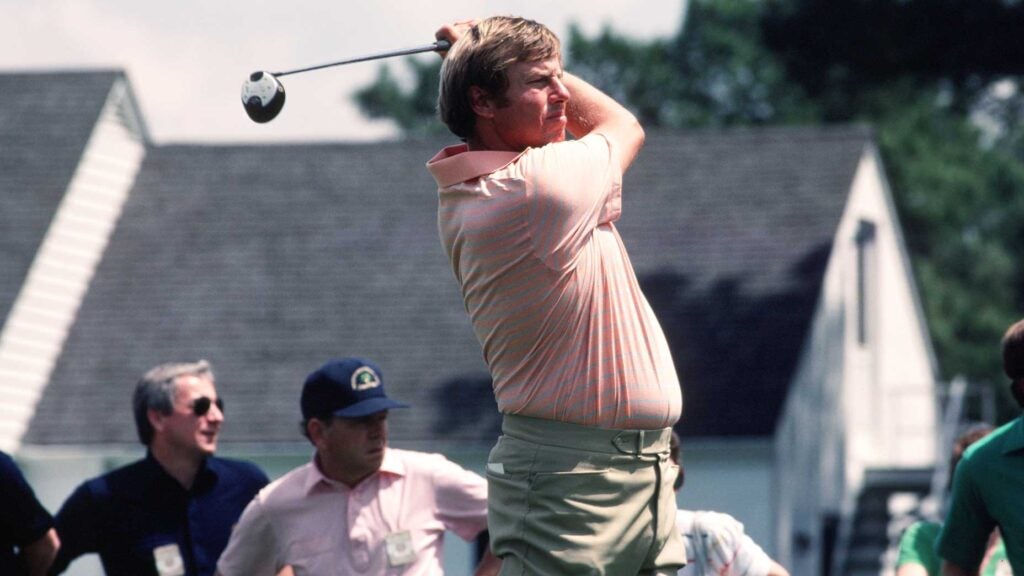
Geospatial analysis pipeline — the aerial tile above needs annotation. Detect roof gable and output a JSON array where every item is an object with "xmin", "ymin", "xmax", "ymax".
[
  {"xmin": 24, "ymin": 126, "xmax": 871, "ymax": 446},
  {"xmin": 0, "ymin": 70, "xmax": 122, "ymax": 325}
]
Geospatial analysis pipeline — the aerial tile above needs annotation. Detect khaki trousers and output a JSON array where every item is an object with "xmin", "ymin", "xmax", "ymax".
[{"xmin": 486, "ymin": 414, "xmax": 686, "ymax": 575}]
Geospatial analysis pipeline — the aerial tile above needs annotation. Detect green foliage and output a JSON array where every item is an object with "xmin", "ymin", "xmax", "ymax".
[
  {"xmin": 761, "ymin": 0, "xmax": 1024, "ymax": 116},
  {"xmin": 353, "ymin": 59, "xmax": 446, "ymax": 137},
  {"xmin": 567, "ymin": 0, "xmax": 818, "ymax": 128}
]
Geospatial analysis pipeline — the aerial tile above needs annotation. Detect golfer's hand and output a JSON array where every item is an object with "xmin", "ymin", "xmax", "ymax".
[{"xmin": 435, "ymin": 19, "xmax": 478, "ymax": 58}]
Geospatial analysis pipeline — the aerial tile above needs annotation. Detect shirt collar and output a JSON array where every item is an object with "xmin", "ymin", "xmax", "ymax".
[
  {"xmin": 426, "ymin": 144, "xmax": 524, "ymax": 188},
  {"xmin": 1001, "ymin": 414, "xmax": 1024, "ymax": 455},
  {"xmin": 303, "ymin": 447, "xmax": 406, "ymax": 494},
  {"xmin": 143, "ymin": 450, "xmax": 218, "ymax": 494}
]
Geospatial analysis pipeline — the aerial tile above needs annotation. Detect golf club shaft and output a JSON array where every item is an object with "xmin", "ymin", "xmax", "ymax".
[{"xmin": 273, "ymin": 40, "xmax": 452, "ymax": 78}]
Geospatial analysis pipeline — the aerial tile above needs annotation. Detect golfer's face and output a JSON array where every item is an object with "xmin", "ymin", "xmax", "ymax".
[
  {"xmin": 319, "ymin": 411, "xmax": 388, "ymax": 482},
  {"xmin": 489, "ymin": 56, "xmax": 570, "ymax": 151}
]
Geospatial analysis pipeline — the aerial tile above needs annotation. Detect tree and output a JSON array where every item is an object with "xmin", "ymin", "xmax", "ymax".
[
  {"xmin": 353, "ymin": 58, "xmax": 445, "ymax": 137},
  {"xmin": 761, "ymin": 0, "xmax": 1024, "ymax": 116},
  {"xmin": 568, "ymin": 0, "xmax": 817, "ymax": 128}
]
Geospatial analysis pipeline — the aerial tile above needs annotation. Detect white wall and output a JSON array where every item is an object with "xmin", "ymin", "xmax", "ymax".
[
  {"xmin": 840, "ymin": 147, "xmax": 937, "ymax": 472},
  {"xmin": 774, "ymin": 146, "xmax": 939, "ymax": 574}
]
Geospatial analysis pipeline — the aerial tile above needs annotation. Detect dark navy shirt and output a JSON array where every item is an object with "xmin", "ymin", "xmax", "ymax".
[
  {"xmin": 0, "ymin": 451, "xmax": 54, "ymax": 575},
  {"xmin": 51, "ymin": 452, "xmax": 268, "ymax": 576}
]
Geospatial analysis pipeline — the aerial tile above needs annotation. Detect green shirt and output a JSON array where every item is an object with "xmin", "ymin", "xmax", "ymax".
[
  {"xmin": 897, "ymin": 520, "xmax": 942, "ymax": 574},
  {"xmin": 899, "ymin": 520, "xmax": 1012, "ymax": 575},
  {"xmin": 937, "ymin": 415, "xmax": 1024, "ymax": 574}
]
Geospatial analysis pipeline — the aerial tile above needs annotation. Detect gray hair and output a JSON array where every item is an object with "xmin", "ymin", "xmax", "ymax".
[{"xmin": 132, "ymin": 360, "xmax": 215, "ymax": 445}]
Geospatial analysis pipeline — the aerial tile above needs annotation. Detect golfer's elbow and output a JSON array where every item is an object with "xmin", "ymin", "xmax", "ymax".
[{"xmin": 617, "ymin": 115, "xmax": 645, "ymax": 172}]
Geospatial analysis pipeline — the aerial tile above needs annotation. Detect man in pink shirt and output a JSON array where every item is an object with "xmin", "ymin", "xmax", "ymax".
[
  {"xmin": 427, "ymin": 16, "xmax": 685, "ymax": 575},
  {"xmin": 216, "ymin": 358, "xmax": 500, "ymax": 576}
]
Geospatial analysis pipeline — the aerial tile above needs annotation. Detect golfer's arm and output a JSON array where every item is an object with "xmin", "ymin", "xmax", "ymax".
[{"xmin": 563, "ymin": 72, "xmax": 644, "ymax": 172}]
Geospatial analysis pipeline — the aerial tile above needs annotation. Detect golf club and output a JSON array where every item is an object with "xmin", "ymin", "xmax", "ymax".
[{"xmin": 241, "ymin": 39, "xmax": 452, "ymax": 124}]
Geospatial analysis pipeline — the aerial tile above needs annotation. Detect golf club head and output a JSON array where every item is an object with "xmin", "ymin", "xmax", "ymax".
[{"xmin": 241, "ymin": 71, "xmax": 286, "ymax": 123}]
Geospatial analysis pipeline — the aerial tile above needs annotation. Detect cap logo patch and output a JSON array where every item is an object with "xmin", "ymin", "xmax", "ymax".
[{"xmin": 351, "ymin": 366, "xmax": 381, "ymax": 391}]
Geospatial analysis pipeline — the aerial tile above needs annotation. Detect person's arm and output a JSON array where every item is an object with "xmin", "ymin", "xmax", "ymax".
[
  {"xmin": 48, "ymin": 483, "xmax": 101, "ymax": 575},
  {"xmin": 23, "ymin": 528, "xmax": 59, "ymax": 576},
  {"xmin": 0, "ymin": 453, "xmax": 59, "ymax": 576},
  {"xmin": 936, "ymin": 459, "xmax": 991, "ymax": 574},
  {"xmin": 561, "ymin": 71, "xmax": 644, "ymax": 173},
  {"xmin": 215, "ymin": 496, "xmax": 278, "ymax": 576}
]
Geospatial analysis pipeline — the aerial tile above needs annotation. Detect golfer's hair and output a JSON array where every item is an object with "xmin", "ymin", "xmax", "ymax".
[
  {"xmin": 1002, "ymin": 318, "xmax": 1024, "ymax": 380},
  {"xmin": 439, "ymin": 16, "xmax": 561, "ymax": 140},
  {"xmin": 133, "ymin": 360, "xmax": 214, "ymax": 445}
]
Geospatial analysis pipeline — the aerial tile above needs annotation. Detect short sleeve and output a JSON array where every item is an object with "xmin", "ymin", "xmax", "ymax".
[
  {"xmin": 937, "ymin": 458, "xmax": 994, "ymax": 569},
  {"xmin": 692, "ymin": 511, "xmax": 773, "ymax": 576},
  {"xmin": 520, "ymin": 134, "xmax": 623, "ymax": 270},
  {"xmin": 216, "ymin": 497, "xmax": 279, "ymax": 576},
  {"xmin": 51, "ymin": 482, "xmax": 101, "ymax": 574},
  {"xmin": 430, "ymin": 456, "xmax": 489, "ymax": 542},
  {"xmin": 895, "ymin": 521, "xmax": 941, "ymax": 574},
  {"xmin": 0, "ymin": 453, "xmax": 53, "ymax": 546}
]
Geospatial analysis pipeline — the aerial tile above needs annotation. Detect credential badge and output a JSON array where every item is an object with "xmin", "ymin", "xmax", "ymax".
[{"xmin": 153, "ymin": 543, "xmax": 185, "ymax": 576}]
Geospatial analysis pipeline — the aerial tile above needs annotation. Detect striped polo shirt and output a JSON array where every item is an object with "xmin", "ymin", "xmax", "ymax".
[{"xmin": 427, "ymin": 133, "xmax": 682, "ymax": 430}]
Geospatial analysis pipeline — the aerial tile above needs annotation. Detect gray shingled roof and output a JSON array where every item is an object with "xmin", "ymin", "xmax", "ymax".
[
  {"xmin": 0, "ymin": 70, "xmax": 120, "ymax": 325},
  {"xmin": 24, "ymin": 126, "xmax": 870, "ymax": 447}
]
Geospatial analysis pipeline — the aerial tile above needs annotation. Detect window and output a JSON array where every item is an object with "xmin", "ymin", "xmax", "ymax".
[{"xmin": 855, "ymin": 219, "xmax": 877, "ymax": 346}]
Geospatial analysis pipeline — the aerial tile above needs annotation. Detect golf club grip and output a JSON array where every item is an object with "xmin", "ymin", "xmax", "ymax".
[{"xmin": 275, "ymin": 40, "xmax": 453, "ymax": 78}]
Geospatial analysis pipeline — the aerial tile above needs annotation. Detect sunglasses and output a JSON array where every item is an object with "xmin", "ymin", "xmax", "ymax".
[{"xmin": 191, "ymin": 396, "xmax": 224, "ymax": 417}]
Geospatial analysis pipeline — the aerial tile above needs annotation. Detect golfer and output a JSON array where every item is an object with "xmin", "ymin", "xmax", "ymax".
[{"xmin": 427, "ymin": 16, "xmax": 685, "ymax": 575}]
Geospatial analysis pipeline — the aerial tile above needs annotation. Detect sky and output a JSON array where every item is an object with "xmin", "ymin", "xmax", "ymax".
[{"xmin": 1, "ymin": 1, "xmax": 686, "ymax": 144}]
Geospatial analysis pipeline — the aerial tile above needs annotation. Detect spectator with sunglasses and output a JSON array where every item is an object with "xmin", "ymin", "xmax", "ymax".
[{"xmin": 48, "ymin": 360, "xmax": 269, "ymax": 576}]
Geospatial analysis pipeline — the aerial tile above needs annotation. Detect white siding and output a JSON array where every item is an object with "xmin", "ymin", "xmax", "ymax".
[
  {"xmin": 0, "ymin": 79, "xmax": 146, "ymax": 451},
  {"xmin": 840, "ymin": 146, "xmax": 937, "ymax": 473},
  {"xmin": 774, "ymin": 146, "xmax": 938, "ymax": 572}
]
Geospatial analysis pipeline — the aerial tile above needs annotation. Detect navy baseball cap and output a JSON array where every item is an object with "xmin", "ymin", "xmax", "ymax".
[{"xmin": 301, "ymin": 358, "xmax": 409, "ymax": 420}]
